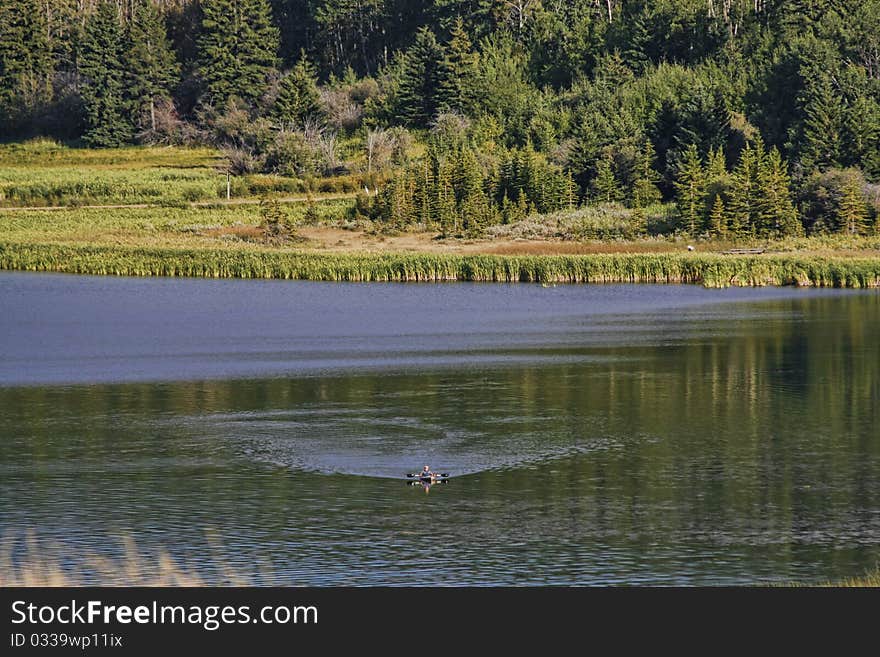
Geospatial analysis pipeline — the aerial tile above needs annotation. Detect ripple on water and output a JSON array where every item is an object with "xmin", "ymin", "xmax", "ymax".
[{"xmin": 172, "ymin": 407, "xmax": 643, "ymax": 479}]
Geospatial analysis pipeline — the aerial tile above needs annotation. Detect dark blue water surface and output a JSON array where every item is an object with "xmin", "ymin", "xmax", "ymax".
[{"xmin": 1, "ymin": 272, "xmax": 878, "ymax": 584}]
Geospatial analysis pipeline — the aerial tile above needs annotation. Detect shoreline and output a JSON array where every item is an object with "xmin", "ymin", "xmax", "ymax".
[{"xmin": 3, "ymin": 241, "xmax": 880, "ymax": 287}]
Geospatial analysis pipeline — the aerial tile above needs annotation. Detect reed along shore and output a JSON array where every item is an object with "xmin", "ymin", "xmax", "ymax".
[{"xmin": 2, "ymin": 241, "xmax": 880, "ymax": 288}]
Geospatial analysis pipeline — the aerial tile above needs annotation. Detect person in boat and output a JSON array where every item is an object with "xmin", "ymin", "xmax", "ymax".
[{"xmin": 420, "ymin": 465, "xmax": 435, "ymax": 479}]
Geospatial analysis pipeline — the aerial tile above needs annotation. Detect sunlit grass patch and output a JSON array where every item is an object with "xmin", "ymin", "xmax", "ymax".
[{"xmin": 0, "ymin": 140, "xmax": 220, "ymax": 169}]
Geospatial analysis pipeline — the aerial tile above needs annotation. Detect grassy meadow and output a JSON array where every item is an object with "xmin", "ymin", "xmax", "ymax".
[
  {"xmin": 0, "ymin": 139, "xmax": 363, "ymax": 207},
  {"xmin": 0, "ymin": 140, "xmax": 223, "ymax": 206}
]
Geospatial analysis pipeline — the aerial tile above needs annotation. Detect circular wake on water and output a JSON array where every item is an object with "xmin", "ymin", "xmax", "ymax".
[{"xmin": 172, "ymin": 406, "xmax": 649, "ymax": 479}]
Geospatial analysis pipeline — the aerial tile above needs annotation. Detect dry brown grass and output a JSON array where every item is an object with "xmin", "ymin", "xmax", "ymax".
[
  {"xmin": 824, "ymin": 568, "xmax": 880, "ymax": 587},
  {"xmin": 202, "ymin": 224, "xmax": 265, "ymax": 240},
  {"xmin": 1, "ymin": 532, "xmax": 253, "ymax": 587},
  {"xmin": 294, "ymin": 228, "xmax": 691, "ymax": 255},
  {"xmin": 481, "ymin": 240, "xmax": 682, "ymax": 255}
]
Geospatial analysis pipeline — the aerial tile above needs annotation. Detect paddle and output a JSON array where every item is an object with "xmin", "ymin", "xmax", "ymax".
[
  {"xmin": 406, "ymin": 473, "xmax": 450, "ymax": 478},
  {"xmin": 407, "ymin": 480, "xmax": 448, "ymax": 486}
]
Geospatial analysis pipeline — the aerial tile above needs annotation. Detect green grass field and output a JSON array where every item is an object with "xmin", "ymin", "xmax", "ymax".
[
  {"xmin": 0, "ymin": 140, "xmax": 365, "ymax": 206},
  {"xmin": 0, "ymin": 140, "xmax": 224, "ymax": 206},
  {"xmin": 0, "ymin": 201, "xmax": 354, "ymax": 247}
]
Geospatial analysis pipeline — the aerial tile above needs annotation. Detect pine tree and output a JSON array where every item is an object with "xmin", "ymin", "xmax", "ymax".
[
  {"xmin": 704, "ymin": 146, "xmax": 729, "ymax": 220},
  {"xmin": 497, "ymin": 148, "xmax": 525, "ymax": 206},
  {"xmin": 800, "ymin": 73, "xmax": 844, "ymax": 171},
  {"xmin": 124, "ymin": 0, "xmax": 180, "ymax": 137},
  {"xmin": 541, "ymin": 166, "xmax": 569, "ymax": 214},
  {"xmin": 565, "ymin": 171, "xmax": 577, "ymax": 210},
  {"xmin": 674, "ymin": 144, "xmax": 705, "ymax": 234},
  {"xmin": 756, "ymin": 147, "xmax": 800, "ymax": 237},
  {"xmin": 706, "ymin": 147, "xmax": 727, "ymax": 183},
  {"xmin": 592, "ymin": 154, "xmax": 622, "ymax": 204},
  {"xmin": 79, "ymin": 1, "xmax": 132, "ymax": 147},
  {"xmin": 396, "ymin": 27, "xmax": 444, "ymax": 127},
  {"xmin": 838, "ymin": 170, "xmax": 868, "ymax": 235},
  {"xmin": 303, "ymin": 196, "xmax": 319, "ymax": 224},
  {"xmin": 433, "ymin": 149, "xmax": 457, "ymax": 235},
  {"xmin": 455, "ymin": 146, "xmax": 495, "ymax": 235},
  {"xmin": 518, "ymin": 146, "xmax": 541, "ymax": 208},
  {"xmin": 708, "ymin": 194, "xmax": 728, "ymax": 237},
  {"xmin": 729, "ymin": 140, "xmax": 765, "ymax": 236},
  {"xmin": 621, "ymin": 3, "xmax": 651, "ymax": 74},
  {"xmin": 844, "ymin": 95, "xmax": 880, "ymax": 178},
  {"xmin": 515, "ymin": 190, "xmax": 530, "ymax": 218},
  {"xmin": 414, "ymin": 159, "xmax": 437, "ymax": 227},
  {"xmin": 437, "ymin": 18, "xmax": 478, "ymax": 115},
  {"xmin": 0, "ymin": 0, "xmax": 52, "ymax": 131},
  {"xmin": 500, "ymin": 192, "xmax": 515, "ymax": 224},
  {"xmin": 631, "ymin": 140, "xmax": 662, "ymax": 208},
  {"xmin": 383, "ymin": 169, "xmax": 415, "ymax": 229},
  {"xmin": 631, "ymin": 207, "xmax": 648, "ymax": 236},
  {"xmin": 259, "ymin": 196, "xmax": 293, "ymax": 241},
  {"xmin": 273, "ymin": 52, "xmax": 324, "ymax": 127},
  {"xmin": 679, "ymin": 88, "xmax": 732, "ymax": 158},
  {"xmin": 198, "ymin": 0, "xmax": 279, "ymax": 106}
]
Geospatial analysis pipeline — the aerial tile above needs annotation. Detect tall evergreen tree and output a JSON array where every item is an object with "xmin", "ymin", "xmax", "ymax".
[
  {"xmin": 674, "ymin": 144, "xmax": 705, "ymax": 234},
  {"xmin": 273, "ymin": 52, "xmax": 324, "ymax": 127},
  {"xmin": 756, "ymin": 147, "xmax": 800, "ymax": 237},
  {"xmin": 437, "ymin": 17, "xmax": 478, "ymax": 115},
  {"xmin": 844, "ymin": 94, "xmax": 880, "ymax": 179},
  {"xmin": 706, "ymin": 147, "xmax": 727, "ymax": 184},
  {"xmin": 197, "ymin": 0, "xmax": 280, "ymax": 105},
  {"xmin": 0, "ymin": 0, "xmax": 53, "ymax": 132},
  {"xmin": 124, "ymin": 0, "xmax": 180, "ymax": 137},
  {"xmin": 678, "ymin": 88, "xmax": 732, "ymax": 159},
  {"xmin": 704, "ymin": 146, "xmax": 729, "ymax": 213},
  {"xmin": 455, "ymin": 146, "xmax": 492, "ymax": 235},
  {"xmin": 382, "ymin": 169, "xmax": 416, "ymax": 229},
  {"xmin": 78, "ymin": 1, "xmax": 132, "ymax": 147},
  {"xmin": 433, "ymin": 148, "xmax": 458, "ymax": 235},
  {"xmin": 414, "ymin": 158, "xmax": 437, "ymax": 227},
  {"xmin": 838, "ymin": 170, "xmax": 869, "ymax": 235},
  {"xmin": 620, "ymin": 2, "xmax": 651, "ymax": 74},
  {"xmin": 800, "ymin": 72, "xmax": 845, "ymax": 171},
  {"xmin": 631, "ymin": 140, "xmax": 661, "ymax": 208},
  {"xmin": 592, "ymin": 154, "xmax": 622, "ymax": 204},
  {"xmin": 708, "ymin": 194, "xmax": 728, "ymax": 237},
  {"xmin": 395, "ymin": 27, "xmax": 443, "ymax": 127},
  {"xmin": 729, "ymin": 140, "xmax": 766, "ymax": 236}
]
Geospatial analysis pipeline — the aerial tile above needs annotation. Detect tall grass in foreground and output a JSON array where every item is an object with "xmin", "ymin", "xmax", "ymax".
[
  {"xmin": 1, "ymin": 532, "xmax": 252, "ymax": 586},
  {"xmin": 2, "ymin": 532, "xmax": 876, "ymax": 586},
  {"xmin": 825, "ymin": 568, "xmax": 880, "ymax": 587},
  {"xmin": 2, "ymin": 242, "xmax": 880, "ymax": 287}
]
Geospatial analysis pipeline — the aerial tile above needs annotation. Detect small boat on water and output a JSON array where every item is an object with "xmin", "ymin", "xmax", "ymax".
[{"xmin": 405, "ymin": 470, "xmax": 451, "ymax": 485}]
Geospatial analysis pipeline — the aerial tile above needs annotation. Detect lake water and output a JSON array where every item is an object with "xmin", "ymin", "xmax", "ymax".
[{"xmin": 1, "ymin": 272, "xmax": 878, "ymax": 585}]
